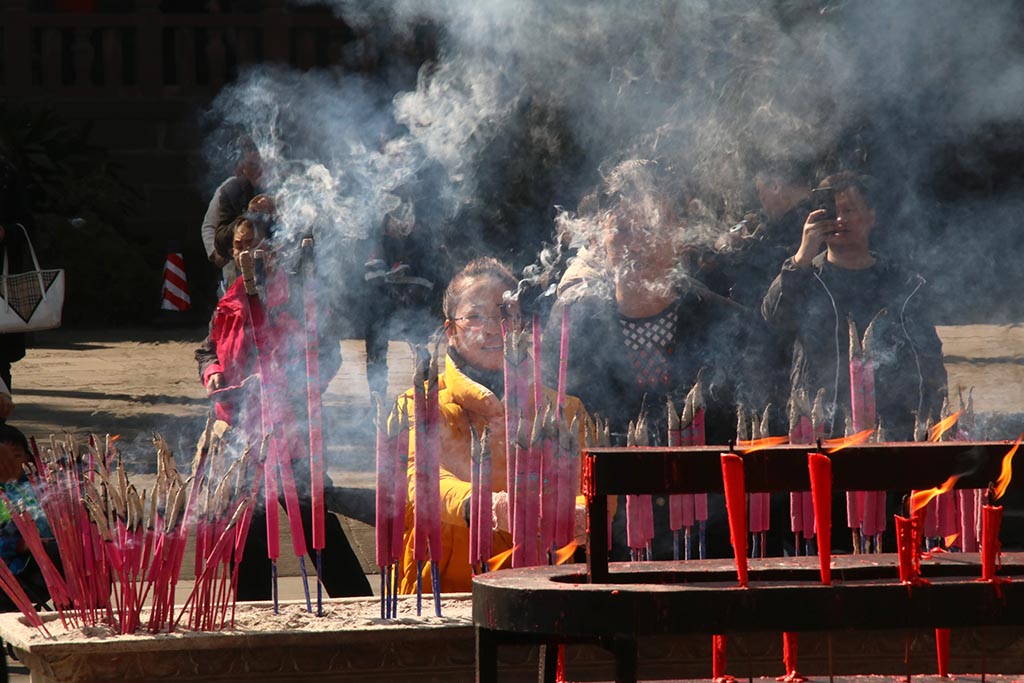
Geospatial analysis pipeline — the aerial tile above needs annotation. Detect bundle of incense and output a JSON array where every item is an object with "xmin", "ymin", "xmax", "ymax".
[
  {"xmin": 587, "ymin": 416, "xmax": 614, "ymax": 549},
  {"xmin": 624, "ymin": 419, "xmax": 654, "ymax": 560},
  {"xmin": 537, "ymin": 406, "xmax": 557, "ymax": 562},
  {"xmin": 383, "ymin": 402, "xmax": 409, "ymax": 619},
  {"xmin": 178, "ymin": 443, "xmax": 262, "ymax": 633},
  {"xmin": 523, "ymin": 406, "xmax": 545, "ymax": 567},
  {"xmin": 511, "ymin": 415, "xmax": 529, "ymax": 568},
  {"xmin": 788, "ymin": 388, "xmax": 816, "ymax": 556},
  {"xmin": 955, "ymin": 388, "xmax": 981, "ymax": 552},
  {"xmin": 848, "ymin": 314, "xmax": 885, "ymax": 554},
  {"xmin": 469, "ymin": 427, "xmax": 493, "ymax": 572},
  {"xmin": 555, "ymin": 304, "xmax": 571, "ymax": 420},
  {"xmin": 300, "ymin": 238, "xmax": 327, "ymax": 616},
  {"xmin": 238, "ymin": 249, "xmax": 308, "ymax": 612},
  {"xmin": 681, "ymin": 373, "xmax": 708, "ymax": 559},
  {"xmin": 666, "ymin": 397, "xmax": 685, "ymax": 560},
  {"xmin": 747, "ymin": 406, "xmax": 772, "ymax": 558},
  {"xmin": 375, "ymin": 395, "xmax": 395, "ymax": 618},
  {"xmin": 554, "ymin": 414, "xmax": 579, "ymax": 550},
  {"xmin": 502, "ymin": 320, "xmax": 530, "ymax": 539},
  {"xmin": 922, "ymin": 403, "xmax": 963, "ymax": 549},
  {"xmin": 411, "ymin": 347, "xmax": 443, "ymax": 615}
]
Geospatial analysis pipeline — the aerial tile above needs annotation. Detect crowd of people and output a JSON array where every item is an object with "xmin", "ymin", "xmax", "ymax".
[
  {"xmin": 0, "ymin": 137, "xmax": 952, "ymax": 605},
  {"xmin": 188, "ymin": 135, "xmax": 949, "ymax": 598}
]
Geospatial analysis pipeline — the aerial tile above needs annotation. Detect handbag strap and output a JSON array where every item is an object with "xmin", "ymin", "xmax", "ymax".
[{"xmin": 1, "ymin": 224, "xmax": 49, "ymax": 302}]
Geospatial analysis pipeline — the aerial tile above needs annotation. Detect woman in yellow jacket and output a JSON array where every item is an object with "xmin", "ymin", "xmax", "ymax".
[{"xmin": 397, "ymin": 257, "xmax": 589, "ymax": 594}]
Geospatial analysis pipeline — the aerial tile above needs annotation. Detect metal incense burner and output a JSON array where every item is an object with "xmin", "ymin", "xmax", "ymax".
[{"xmin": 473, "ymin": 441, "xmax": 1023, "ymax": 683}]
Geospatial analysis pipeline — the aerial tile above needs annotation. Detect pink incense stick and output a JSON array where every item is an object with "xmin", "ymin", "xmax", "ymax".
[
  {"xmin": 958, "ymin": 488, "xmax": 979, "ymax": 551},
  {"xmin": 375, "ymin": 400, "xmax": 393, "ymax": 570},
  {"xmin": 556, "ymin": 305, "xmax": 570, "ymax": 420},
  {"xmin": 301, "ymin": 241, "xmax": 326, "ymax": 555},
  {"xmin": 478, "ymin": 431, "xmax": 494, "ymax": 565},
  {"xmin": 532, "ymin": 313, "xmax": 543, "ymax": 415},
  {"xmin": 412, "ymin": 368, "xmax": 430, "ymax": 563},
  {"xmin": 470, "ymin": 432, "xmax": 480, "ymax": 567},
  {"xmin": 392, "ymin": 408, "xmax": 410, "ymax": 565},
  {"xmin": 502, "ymin": 322, "xmax": 517, "ymax": 523},
  {"xmin": 539, "ymin": 425, "xmax": 556, "ymax": 561},
  {"xmin": 693, "ymin": 408, "xmax": 708, "ymax": 523},
  {"xmin": 512, "ymin": 417, "xmax": 528, "ymax": 568}
]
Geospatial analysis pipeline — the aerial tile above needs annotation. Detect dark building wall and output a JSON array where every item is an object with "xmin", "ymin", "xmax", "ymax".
[{"xmin": 0, "ymin": 0, "xmax": 363, "ymax": 315}]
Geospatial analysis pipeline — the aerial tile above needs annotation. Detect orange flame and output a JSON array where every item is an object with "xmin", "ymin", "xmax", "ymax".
[
  {"xmin": 735, "ymin": 436, "xmax": 789, "ymax": 453},
  {"xmin": 909, "ymin": 474, "xmax": 960, "ymax": 517},
  {"xmin": 109, "ymin": 435, "xmax": 121, "ymax": 444},
  {"xmin": 992, "ymin": 435, "xmax": 1022, "ymax": 501},
  {"xmin": 487, "ymin": 545, "xmax": 519, "ymax": 571},
  {"xmin": 553, "ymin": 541, "xmax": 578, "ymax": 565},
  {"xmin": 823, "ymin": 429, "xmax": 874, "ymax": 453},
  {"xmin": 944, "ymin": 533, "xmax": 959, "ymax": 548},
  {"xmin": 927, "ymin": 411, "xmax": 962, "ymax": 442}
]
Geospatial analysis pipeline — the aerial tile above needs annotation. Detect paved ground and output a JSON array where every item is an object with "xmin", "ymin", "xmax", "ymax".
[{"xmin": 2, "ymin": 322, "xmax": 1023, "ymax": 681}]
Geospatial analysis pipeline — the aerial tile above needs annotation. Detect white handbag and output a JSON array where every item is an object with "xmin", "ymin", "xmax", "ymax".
[{"xmin": 0, "ymin": 224, "xmax": 64, "ymax": 332}]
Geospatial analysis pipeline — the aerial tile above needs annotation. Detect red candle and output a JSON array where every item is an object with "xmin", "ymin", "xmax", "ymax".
[
  {"xmin": 807, "ymin": 453, "xmax": 831, "ymax": 585},
  {"xmin": 981, "ymin": 504, "xmax": 1002, "ymax": 580},
  {"xmin": 894, "ymin": 515, "xmax": 917, "ymax": 583},
  {"xmin": 720, "ymin": 453, "xmax": 748, "ymax": 586},
  {"xmin": 936, "ymin": 627, "xmax": 950, "ymax": 678},
  {"xmin": 712, "ymin": 634, "xmax": 731, "ymax": 682}
]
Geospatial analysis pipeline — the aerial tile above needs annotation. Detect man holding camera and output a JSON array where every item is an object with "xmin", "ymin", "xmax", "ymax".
[{"xmin": 761, "ymin": 171, "xmax": 947, "ymax": 442}]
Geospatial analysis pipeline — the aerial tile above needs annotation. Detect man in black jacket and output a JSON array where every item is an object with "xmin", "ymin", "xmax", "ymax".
[{"xmin": 761, "ymin": 171, "xmax": 947, "ymax": 442}]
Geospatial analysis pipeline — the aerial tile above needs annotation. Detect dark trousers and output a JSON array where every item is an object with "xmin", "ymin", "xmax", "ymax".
[{"xmin": 235, "ymin": 498, "xmax": 372, "ymax": 601}]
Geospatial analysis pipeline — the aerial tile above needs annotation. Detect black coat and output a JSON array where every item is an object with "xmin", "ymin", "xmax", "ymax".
[
  {"xmin": 541, "ymin": 276, "xmax": 785, "ymax": 560},
  {"xmin": 762, "ymin": 252, "xmax": 947, "ymax": 441}
]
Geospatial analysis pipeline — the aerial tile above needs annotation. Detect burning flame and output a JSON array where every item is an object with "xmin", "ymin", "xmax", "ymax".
[
  {"xmin": 945, "ymin": 533, "xmax": 959, "ymax": 548},
  {"xmin": 909, "ymin": 474, "xmax": 960, "ymax": 517},
  {"xmin": 110, "ymin": 435, "xmax": 121, "ymax": 444},
  {"xmin": 487, "ymin": 545, "xmax": 519, "ymax": 571},
  {"xmin": 735, "ymin": 436, "xmax": 789, "ymax": 453},
  {"xmin": 823, "ymin": 429, "xmax": 874, "ymax": 453},
  {"xmin": 991, "ymin": 435, "xmax": 1022, "ymax": 501},
  {"xmin": 927, "ymin": 411, "xmax": 962, "ymax": 442},
  {"xmin": 553, "ymin": 541, "xmax": 578, "ymax": 565}
]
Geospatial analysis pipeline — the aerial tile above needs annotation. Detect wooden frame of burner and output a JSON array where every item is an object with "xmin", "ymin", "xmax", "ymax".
[
  {"xmin": 473, "ymin": 440, "xmax": 1022, "ymax": 683},
  {"xmin": 583, "ymin": 441, "xmax": 1015, "ymax": 582}
]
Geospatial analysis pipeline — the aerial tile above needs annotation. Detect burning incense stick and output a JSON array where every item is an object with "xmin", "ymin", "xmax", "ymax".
[{"xmin": 300, "ymin": 237, "xmax": 326, "ymax": 617}]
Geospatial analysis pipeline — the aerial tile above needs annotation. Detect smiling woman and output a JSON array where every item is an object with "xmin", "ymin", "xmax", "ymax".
[{"xmin": 396, "ymin": 257, "xmax": 590, "ymax": 595}]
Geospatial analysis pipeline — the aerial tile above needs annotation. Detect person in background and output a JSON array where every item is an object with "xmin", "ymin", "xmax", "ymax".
[
  {"xmin": 0, "ymin": 155, "xmax": 32, "ymax": 418},
  {"xmin": 397, "ymin": 257, "xmax": 590, "ymax": 594},
  {"xmin": 0, "ymin": 423, "xmax": 54, "ymax": 611},
  {"xmin": 362, "ymin": 193, "xmax": 445, "ymax": 403},
  {"xmin": 543, "ymin": 159, "xmax": 779, "ymax": 560},
  {"xmin": 704, "ymin": 157, "xmax": 815, "ymax": 309},
  {"xmin": 195, "ymin": 215, "xmax": 371, "ymax": 600},
  {"xmin": 200, "ymin": 136, "xmax": 263, "ymax": 292},
  {"xmin": 761, "ymin": 170, "xmax": 947, "ymax": 442}
]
